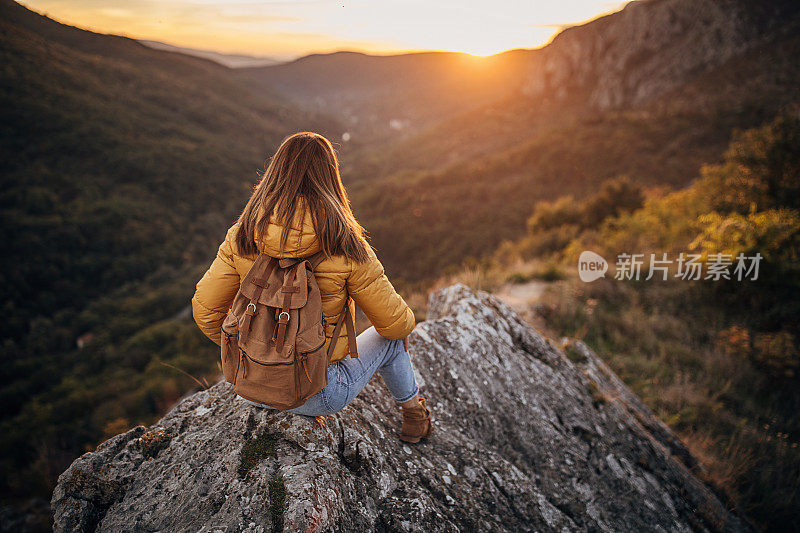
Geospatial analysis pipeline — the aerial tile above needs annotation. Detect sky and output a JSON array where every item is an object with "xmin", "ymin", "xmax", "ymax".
[{"xmin": 22, "ymin": 0, "xmax": 631, "ymax": 60}]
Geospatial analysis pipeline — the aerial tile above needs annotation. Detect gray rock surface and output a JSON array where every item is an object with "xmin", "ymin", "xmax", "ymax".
[
  {"xmin": 523, "ymin": 0, "xmax": 800, "ymax": 110},
  {"xmin": 52, "ymin": 284, "xmax": 752, "ymax": 532}
]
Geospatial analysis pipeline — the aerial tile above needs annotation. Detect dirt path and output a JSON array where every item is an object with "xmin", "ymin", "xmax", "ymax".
[{"xmin": 493, "ymin": 280, "xmax": 549, "ymax": 314}]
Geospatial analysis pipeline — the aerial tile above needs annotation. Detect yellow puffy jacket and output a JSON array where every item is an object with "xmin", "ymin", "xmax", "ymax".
[{"xmin": 191, "ymin": 202, "xmax": 415, "ymax": 363}]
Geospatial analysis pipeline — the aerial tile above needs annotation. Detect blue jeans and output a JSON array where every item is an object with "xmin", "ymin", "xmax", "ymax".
[{"xmin": 239, "ymin": 326, "xmax": 419, "ymax": 416}]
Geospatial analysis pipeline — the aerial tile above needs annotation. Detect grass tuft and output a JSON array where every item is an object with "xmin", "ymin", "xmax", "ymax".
[
  {"xmin": 269, "ymin": 474, "xmax": 286, "ymax": 532},
  {"xmin": 238, "ymin": 431, "xmax": 277, "ymax": 477}
]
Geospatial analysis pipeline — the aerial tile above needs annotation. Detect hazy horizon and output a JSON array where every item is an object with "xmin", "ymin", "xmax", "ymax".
[{"xmin": 20, "ymin": 0, "xmax": 630, "ymax": 61}]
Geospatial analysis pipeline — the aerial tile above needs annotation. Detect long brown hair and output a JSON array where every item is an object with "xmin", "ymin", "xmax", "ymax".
[{"xmin": 235, "ymin": 131, "xmax": 370, "ymax": 263}]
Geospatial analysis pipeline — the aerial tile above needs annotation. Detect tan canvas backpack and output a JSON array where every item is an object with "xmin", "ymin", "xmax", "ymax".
[{"xmin": 220, "ymin": 251, "xmax": 358, "ymax": 409}]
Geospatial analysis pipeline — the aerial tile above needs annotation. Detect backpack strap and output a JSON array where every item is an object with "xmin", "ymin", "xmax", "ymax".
[
  {"xmin": 303, "ymin": 250, "xmax": 358, "ymax": 358},
  {"xmin": 327, "ymin": 297, "xmax": 359, "ymax": 359},
  {"xmin": 307, "ymin": 250, "xmax": 327, "ymax": 271},
  {"xmin": 275, "ymin": 262, "xmax": 301, "ymax": 352},
  {"xmin": 344, "ymin": 303, "xmax": 358, "ymax": 358},
  {"xmin": 241, "ymin": 255, "xmax": 277, "ymax": 333}
]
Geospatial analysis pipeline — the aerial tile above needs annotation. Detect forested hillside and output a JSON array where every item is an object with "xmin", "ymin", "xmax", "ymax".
[
  {"xmin": 465, "ymin": 113, "xmax": 800, "ymax": 529},
  {"xmin": 0, "ymin": 0, "xmax": 341, "ymax": 513},
  {"xmin": 342, "ymin": 1, "xmax": 800, "ymax": 287}
]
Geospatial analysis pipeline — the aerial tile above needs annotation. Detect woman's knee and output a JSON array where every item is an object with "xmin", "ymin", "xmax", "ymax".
[
  {"xmin": 323, "ymin": 393, "xmax": 348, "ymax": 414},
  {"xmin": 385, "ymin": 337, "xmax": 408, "ymax": 362}
]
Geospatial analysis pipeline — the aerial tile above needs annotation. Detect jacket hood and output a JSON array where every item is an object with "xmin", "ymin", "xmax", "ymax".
[{"xmin": 253, "ymin": 196, "xmax": 322, "ymax": 258}]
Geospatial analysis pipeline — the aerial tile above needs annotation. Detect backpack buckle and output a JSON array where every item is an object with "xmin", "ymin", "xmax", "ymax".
[
  {"xmin": 278, "ymin": 311, "xmax": 290, "ymax": 323},
  {"xmin": 246, "ymin": 302, "xmax": 257, "ymax": 314}
]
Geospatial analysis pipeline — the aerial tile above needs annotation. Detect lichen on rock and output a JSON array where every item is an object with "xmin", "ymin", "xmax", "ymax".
[{"xmin": 51, "ymin": 284, "xmax": 752, "ymax": 532}]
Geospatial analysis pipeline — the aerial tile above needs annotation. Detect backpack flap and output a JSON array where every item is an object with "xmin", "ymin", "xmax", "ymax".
[
  {"xmin": 238, "ymin": 263, "xmax": 309, "ymax": 309},
  {"xmin": 233, "ymin": 257, "xmax": 309, "ymax": 364}
]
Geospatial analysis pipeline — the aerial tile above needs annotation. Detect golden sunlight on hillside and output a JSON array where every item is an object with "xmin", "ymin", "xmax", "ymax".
[{"xmin": 21, "ymin": 0, "xmax": 630, "ymax": 59}]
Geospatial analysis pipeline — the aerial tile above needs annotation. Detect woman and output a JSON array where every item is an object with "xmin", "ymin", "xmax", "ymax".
[{"xmin": 191, "ymin": 131, "xmax": 432, "ymax": 443}]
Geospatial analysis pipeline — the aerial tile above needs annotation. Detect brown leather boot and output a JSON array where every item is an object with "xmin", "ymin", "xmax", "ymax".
[{"xmin": 399, "ymin": 396, "xmax": 433, "ymax": 443}]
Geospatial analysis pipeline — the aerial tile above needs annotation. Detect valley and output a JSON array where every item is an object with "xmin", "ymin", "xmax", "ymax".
[{"xmin": 1, "ymin": 0, "xmax": 799, "ymax": 529}]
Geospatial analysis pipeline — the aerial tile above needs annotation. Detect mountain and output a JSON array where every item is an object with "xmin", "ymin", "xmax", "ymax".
[
  {"xmin": 523, "ymin": 0, "xmax": 800, "ymax": 110},
  {"xmin": 240, "ymin": 49, "xmax": 533, "ymax": 143},
  {"xmin": 0, "ymin": 0, "xmax": 341, "ymax": 515},
  {"xmin": 138, "ymin": 40, "xmax": 282, "ymax": 68},
  {"xmin": 339, "ymin": 0, "xmax": 800, "ymax": 285},
  {"xmin": 51, "ymin": 285, "xmax": 752, "ymax": 532}
]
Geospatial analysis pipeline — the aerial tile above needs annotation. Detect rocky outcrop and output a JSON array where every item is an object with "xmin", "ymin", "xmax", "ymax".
[
  {"xmin": 52, "ymin": 284, "xmax": 751, "ymax": 532},
  {"xmin": 523, "ymin": 0, "xmax": 800, "ymax": 110}
]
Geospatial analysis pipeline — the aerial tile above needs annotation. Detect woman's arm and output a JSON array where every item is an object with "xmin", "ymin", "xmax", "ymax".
[
  {"xmin": 347, "ymin": 245, "xmax": 415, "ymax": 340},
  {"xmin": 191, "ymin": 232, "xmax": 241, "ymax": 345}
]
